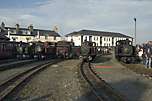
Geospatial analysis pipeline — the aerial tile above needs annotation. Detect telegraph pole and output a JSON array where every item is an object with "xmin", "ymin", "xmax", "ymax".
[{"xmin": 134, "ymin": 18, "xmax": 136, "ymax": 45}]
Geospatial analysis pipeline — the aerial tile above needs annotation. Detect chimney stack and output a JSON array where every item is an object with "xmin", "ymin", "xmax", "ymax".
[
  {"xmin": 0, "ymin": 22, "xmax": 5, "ymax": 32},
  {"xmin": 28, "ymin": 24, "xmax": 33, "ymax": 34},
  {"xmin": 53, "ymin": 25, "xmax": 59, "ymax": 33},
  {"xmin": 1, "ymin": 22, "xmax": 5, "ymax": 29},
  {"xmin": 15, "ymin": 24, "xmax": 20, "ymax": 34}
]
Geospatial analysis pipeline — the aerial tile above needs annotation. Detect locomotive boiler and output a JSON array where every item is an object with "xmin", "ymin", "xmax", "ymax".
[{"xmin": 115, "ymin": 39, "xmax": 139, "ymax": 63}]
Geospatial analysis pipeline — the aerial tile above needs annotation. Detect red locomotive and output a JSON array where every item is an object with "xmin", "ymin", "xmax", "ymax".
[{"xmin": 56, "ymin": 41, "xmax": 74, "ymax": 58}]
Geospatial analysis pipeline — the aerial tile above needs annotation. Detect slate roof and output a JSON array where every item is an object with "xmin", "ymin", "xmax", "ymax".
[
  {"xmin": 36, "ymin": 29, "xmax": 60, "ymax": 37},
  {"xmin": 1, "ymin": 27, "xmax": 60, "ymax": 37},
  {"xmin": 66, "ymin": 29, "xmax": 132, "ymax": 38},
  {"xmin": 0, "ymin": 32, "xmax": 10, "ymax": 40}
]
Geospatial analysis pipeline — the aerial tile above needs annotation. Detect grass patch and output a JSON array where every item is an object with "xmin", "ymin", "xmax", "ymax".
[
  {"xmin": 92, "ymin": 55, "xmax": 112, "ymax": 64},
  {"xmin": 122, "ymin": 63, "xmax": 152, "ymax": 76}
]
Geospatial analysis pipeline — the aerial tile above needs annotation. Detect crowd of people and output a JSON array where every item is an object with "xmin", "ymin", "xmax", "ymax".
[{"xmin": 137, "ymin": 44, "xmax": 152, "ymax": 68}]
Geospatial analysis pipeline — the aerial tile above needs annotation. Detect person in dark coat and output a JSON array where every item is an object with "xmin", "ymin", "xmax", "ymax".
[{"xmin": 145, "ymin": 45, "xmax": 152, "ymax": 68}]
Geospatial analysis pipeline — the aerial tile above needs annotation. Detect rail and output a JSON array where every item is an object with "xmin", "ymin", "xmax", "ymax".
[
  {"xmin": 0, "ymin": 59, "xmax": 61, "ymax": 100},
  {"xmin": 79, "ymin": 61, "xmax": 128, "ymax": 101}
]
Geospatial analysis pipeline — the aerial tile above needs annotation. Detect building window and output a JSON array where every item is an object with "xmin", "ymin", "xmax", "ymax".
[
  {"xmin": 89, "ymin": 36, "xmax": 92, "ymax": 41},
  {"xmin": 97, "ymin": 37, "xmax": 98, "ymax": 41},
  {"xmin": 26, "ymin": 37, "xmax": 30, "ymax": 42},
  {"xmin": 71, "ymin": 38, "xmax": 73, "ymax": 42},
  {"xmin": 100, "ymin": 37, "xmax": 102, "ymax": 45},
  {"xmin": 54, "ymin": 36, "xmax": 56, "ymax": 40},
  {"xmin": 12, "ymin": 37, "xmax": 18, "ymax": 41},
  {"xmin": 94, "ymin": 37, "xmax": 96, "ymax": 40},
  {"xmin": 84, "ymin": 36, "xmax": 87, "ymax": 41},
  {"xmin": 112, "ymin": 37, "xmax": 114, "ymax": 45},
  {"xmin": 104, "ymin": 38, "xmax": 105, "ymax": 41},
  {"xmin": 45, "ymin": 35, "xmax": 48, "ymax": 40},
  {"xmin": 109, "ymin": 38, "xmax": 110, "ymax": 41}
]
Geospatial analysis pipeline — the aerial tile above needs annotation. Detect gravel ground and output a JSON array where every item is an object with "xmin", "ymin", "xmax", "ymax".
[
  {"xmin": 6, "ymin": 59, "xmax": 95, "ymax": 101},
  {"xmin": 93, "ymin": 55, "xmax": 152, "ymax": 101},
  {"xmin": 0, "ymin": 60, "xmax": 50, "ymax": 86}
]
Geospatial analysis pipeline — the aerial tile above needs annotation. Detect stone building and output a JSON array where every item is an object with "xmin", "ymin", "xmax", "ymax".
[{"xmin": 0, "ymin": 22, "xmax": 61, "ymax": 43}]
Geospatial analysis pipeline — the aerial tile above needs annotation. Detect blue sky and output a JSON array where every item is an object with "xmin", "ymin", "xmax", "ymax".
[
  {"xmin": 0, "ymin": 0, "xmax": 47, "ymax": 8},
  {"xmin": 0, "ymin": 0, "xmax": 152, "ymax": 43}
]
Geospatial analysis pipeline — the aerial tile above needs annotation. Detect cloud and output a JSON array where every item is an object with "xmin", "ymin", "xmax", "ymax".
[{"xmin": 0, "ymin": 0, "xmax": 152, "ymax": 43}]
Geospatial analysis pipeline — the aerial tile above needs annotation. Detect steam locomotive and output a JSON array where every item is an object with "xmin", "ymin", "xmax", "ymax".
[
  {"xmin": 115, "ymin": 39, "xmax": 139, "ymax": 63},
  {"xmin": 16, "ymin": 41, "xmax": 56, "ymax": 60},
  {"xmin": 80, "ymin": 41, "xmax": 97, "ymax": 61},
  {"xmin": 0, "ymin": 36, "xmax": 97, "ymax": 61}
]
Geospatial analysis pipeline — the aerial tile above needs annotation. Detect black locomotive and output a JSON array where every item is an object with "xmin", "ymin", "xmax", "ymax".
[
  {"xmin": 115, "ymin": 39, "xmax": 139, "ymax": 63},
  {"xmin": 80, "ymin": 41, "xmax": 97, "ymax": 62}
]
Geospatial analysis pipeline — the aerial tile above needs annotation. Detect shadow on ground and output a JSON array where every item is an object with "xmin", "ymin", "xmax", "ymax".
[
  {"xmin": 92, "ymin": 55, "xmax": 112, "ymax": 64},
  {"xmin": 5, "ymin": 78, "xmax": 150, "ymax": 101},
  {"xmin": 110, "ymin": 78, "xmax": 150, "ymax": 101},
  {"xmin": 79, "ymin": 78, "xmax": 150, "ymax": 101}
]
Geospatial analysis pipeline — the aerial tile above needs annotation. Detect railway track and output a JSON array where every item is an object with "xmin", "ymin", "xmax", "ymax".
[
  {"xmin": 0, "ymin": 59, "xmax": 61, "ymax": 100},
  {"xmin": 80, "ymin": 62, "xmax": 127, "ymax": 101},
  {"xmin": 0, "ymin": 59, "xmax": 17, "ymax": 64},
  {"xmin": 0, "ymin": 59, "xmax": 36, "ymax": 71}
]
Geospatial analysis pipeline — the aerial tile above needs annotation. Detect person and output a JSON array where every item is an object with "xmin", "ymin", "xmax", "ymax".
[
  {"xmin": 142, "ymin": 51, "xmax": 147, "ymax": 65},
  {"xmin": 145, "ymin": 46, "xmax": 152, "ymax": 68},
  {"xmin": 138, "ymin": 47, "xmax": 143, "ymax": 62}
]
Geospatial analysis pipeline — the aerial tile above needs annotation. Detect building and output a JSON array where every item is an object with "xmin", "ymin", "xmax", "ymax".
[
  {"xmin": 0, "ymin": 33, "xmax": 10, "ymax": 41},
  {"xmin": 0, "ymin": 22, "xmax": 61, "ymax": 43},
  {"xmin": 147, "ymin": 41, "xmax": 152, "ymax": 44},
  {"xmin": 66, "ymin": 29, "xmax": 133, "ymax": 46}
]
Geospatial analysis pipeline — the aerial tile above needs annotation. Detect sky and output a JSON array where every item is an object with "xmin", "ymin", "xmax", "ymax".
[{"xmin": 0, "ymin": 0, "xmax": 152, "ymax": 43}]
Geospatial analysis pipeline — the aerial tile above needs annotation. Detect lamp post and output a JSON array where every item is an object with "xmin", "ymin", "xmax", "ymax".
[{"xmin": 134, "ymin": 18, "xmax": 136, "ymax": 45}]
